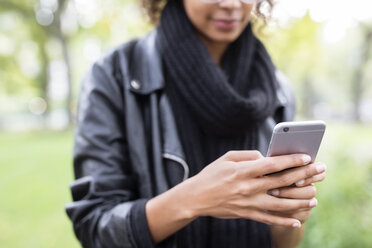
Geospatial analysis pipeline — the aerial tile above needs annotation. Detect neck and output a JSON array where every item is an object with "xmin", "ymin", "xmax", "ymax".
[{"xmin": 196, "ymin": 33, "xmax": 229, "ymax": 66}]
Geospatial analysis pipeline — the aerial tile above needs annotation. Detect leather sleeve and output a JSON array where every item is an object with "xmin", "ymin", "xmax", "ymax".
[{"xmin": 65, "ymin": 59, "xmax": 155, "ymax": 248}]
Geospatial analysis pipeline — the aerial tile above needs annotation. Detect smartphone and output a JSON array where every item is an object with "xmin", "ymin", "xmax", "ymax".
[{"xmin": 266, "ymin": 120, "xmax": 326, "ymax": 163}]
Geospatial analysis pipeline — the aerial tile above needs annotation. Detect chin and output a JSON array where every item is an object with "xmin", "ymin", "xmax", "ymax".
[{"xmin": 210, "ymin": 32, "xmax": 241, "ymax": 43}]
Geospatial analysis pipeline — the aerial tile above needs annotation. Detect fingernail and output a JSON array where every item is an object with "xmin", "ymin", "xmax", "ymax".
[
  {"xmin": 316, "ymin": 164, "xmax": 326, "ymax": 173},
  {"xmin": 313, "ymin": 173, "xmax": 324, "ymax": 182},
  {"xmin": 302, "ymin": 155, "xmax": 311, "ymax": 164},
  {"xmin": 271, "ymin": 189, "xmax": 280, "ymax": 196},
  {"xmin": 296, "ymin": 179, "xmax": 305, "ymax": 186},
  {"xmin": 292, "ymin": 222, "xmax": 301, "ymax": 228},
  {"xmin": 309, "ymin": 198, "xmax": 318, "ymax": 207}
]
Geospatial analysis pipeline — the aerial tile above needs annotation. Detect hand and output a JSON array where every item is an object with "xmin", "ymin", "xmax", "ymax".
[
  {"xmin": 183, "ymin": 151, "xmax": 324, "ymax": 228},
  {"xmin": 294, "ymin": 163, "xmax": 326, "ymax": 187},
  {"xmin": 267, "ymin": 163, "xmax": 326, "ymax": 224},
  {"xmin": 145, "ymin": 151, "xmax": 324, "ymax": 243}
]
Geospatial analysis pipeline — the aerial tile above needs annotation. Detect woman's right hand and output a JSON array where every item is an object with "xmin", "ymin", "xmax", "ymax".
[
  {"xmin": 145, "ymin": 150, "xmax": 325, "ymax": 243},
  {"xmin": 183, "ymin": 150, "xmax": 322, "ymax": 227}
]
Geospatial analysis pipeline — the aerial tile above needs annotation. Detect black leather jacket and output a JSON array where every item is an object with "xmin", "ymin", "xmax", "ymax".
[{"xmin": 65, "ymin": 29, "xmax": 295, "ymax": 248}]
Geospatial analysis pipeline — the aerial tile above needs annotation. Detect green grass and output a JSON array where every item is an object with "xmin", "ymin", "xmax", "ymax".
[
  {"xmin": 1, "ymin": 123, "xmax": 372, "ymax": 248},
  {"xmin": 300, "ymin": 123, "xmax": 372, "ymax": 248},
  {"xmin": 0, "ymin": 130, "xmax": 80, "ymax": 248}
]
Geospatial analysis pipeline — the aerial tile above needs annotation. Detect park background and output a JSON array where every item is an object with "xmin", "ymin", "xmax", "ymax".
[{"xmin": 1, "ymin": 0, "xmax": 372, "ymax": 247}]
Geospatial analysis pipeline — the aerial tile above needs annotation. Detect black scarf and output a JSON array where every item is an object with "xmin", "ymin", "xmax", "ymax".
[
  {"xmin": 157, "ymin": 0, "xmax": 278, "ymax": 135},
  {"xmin": 157, "ymin": 0, "xmax": 279, "ymax": 170},
  {"xmin": 156, "ymin": 1, "xmax": 276, "ymax": 246}
]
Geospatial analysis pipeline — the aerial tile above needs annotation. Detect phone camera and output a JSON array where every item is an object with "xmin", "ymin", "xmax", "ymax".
[{"xmin": 283, "ymin": 127, "xmax": 289, "ymax": 132}]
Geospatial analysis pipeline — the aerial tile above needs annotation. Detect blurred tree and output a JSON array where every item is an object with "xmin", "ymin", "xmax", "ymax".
[
  {"xmin": 0, "ymin": 0, "xmax": 71, "ymax": 126},
  {"xmin": 0, "ymin": 0, "xmax": 151, "ymax": 129},
  {"xmin": 262, "ymin": 14, "xmax": 324, "ymax": 118},
  {"xmin": 51, "ymin": 0, "xmax": 72, "ymax": 125},
  {"xmin": 0, "ymin": 1, "xmax": 48, "ymax": 103},
  {"xmin": 351, "ymin": 24, "xmax": 372, "ymax": 122}
]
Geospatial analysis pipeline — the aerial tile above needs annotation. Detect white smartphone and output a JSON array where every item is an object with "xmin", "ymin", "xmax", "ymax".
[{"xmin": 266, "ymin": 120, "xmax": 326, "ymax": 163}]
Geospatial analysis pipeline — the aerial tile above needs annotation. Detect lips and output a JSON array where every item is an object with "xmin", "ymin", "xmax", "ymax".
[{"xmin": 213, "ymin": 19, "xmax": 241, "ymax": 30}]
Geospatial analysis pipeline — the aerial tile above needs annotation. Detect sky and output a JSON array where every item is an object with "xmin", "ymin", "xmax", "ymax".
[{"xmin": 274, "ymin": 0, "xmax": 372, "ymax": 43}]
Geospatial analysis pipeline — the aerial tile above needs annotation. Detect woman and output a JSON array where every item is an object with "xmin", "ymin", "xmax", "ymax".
[{"xmin": 66, "ymin": 0, "xmax": 327, "ymax": 247}]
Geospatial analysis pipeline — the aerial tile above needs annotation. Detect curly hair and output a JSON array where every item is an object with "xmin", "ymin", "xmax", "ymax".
[{"xmin": 139, "ymin": 0, "xmax": 275, "ymax": 26}]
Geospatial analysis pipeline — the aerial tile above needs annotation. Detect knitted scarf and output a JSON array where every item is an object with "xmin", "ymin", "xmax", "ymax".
[
  {"xmin": 156, "ymin": 1, "xmax": 277, "ymax": 246},
  {"xmin": 157, "ymin": 0, "xmax": 279, "ymax": 170}
]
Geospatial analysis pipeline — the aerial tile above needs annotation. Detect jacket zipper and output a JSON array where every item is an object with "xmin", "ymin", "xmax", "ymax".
[{"xmin": 162, "ymin": 153, "xmax": 190, "ymax": 181}]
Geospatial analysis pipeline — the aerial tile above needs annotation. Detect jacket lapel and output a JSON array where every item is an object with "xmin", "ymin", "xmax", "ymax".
[
  {"xmin": 129, "ymin": 29, "xmax": 165, "ymax": 95},
  {"xmin": 128, "ymin": 29, "xmax": 190, "ymax": 187}
]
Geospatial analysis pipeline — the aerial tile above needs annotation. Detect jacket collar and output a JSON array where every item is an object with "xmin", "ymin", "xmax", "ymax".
[
  {"xmin": 126, "ymin": 29, "xmax": 189, "ymax": 177},
  {"xmin": 129, "ymin": 29, "xmax": 165, "ymax": 95}
]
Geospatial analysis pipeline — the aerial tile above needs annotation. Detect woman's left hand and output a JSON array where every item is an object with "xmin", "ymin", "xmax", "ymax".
[{"xmin": 267, "ymin": 163, "xmax": 326, "ymax": 223}]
